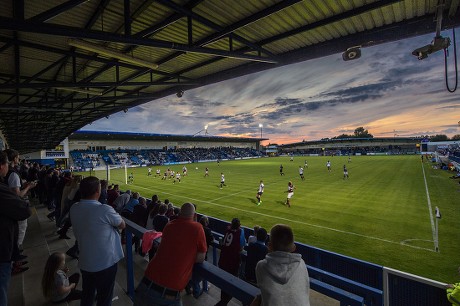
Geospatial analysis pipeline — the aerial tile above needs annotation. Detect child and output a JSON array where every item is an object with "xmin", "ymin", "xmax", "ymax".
[
  {"xmin": 42, "ymin": 252, "xmax": 82, "ymax": 303},
  {"xmin": 251, "ymin": 224, "xmax": 310, "ymax": 306}
]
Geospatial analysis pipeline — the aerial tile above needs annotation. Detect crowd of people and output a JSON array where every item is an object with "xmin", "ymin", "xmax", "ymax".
[
  {"xmin": 0, "ymin": 147, "xmax": 312, "ymax": 306},
  {"xmin": 70, "ymin": 147, "xmax": 263, "ymax": 170}
]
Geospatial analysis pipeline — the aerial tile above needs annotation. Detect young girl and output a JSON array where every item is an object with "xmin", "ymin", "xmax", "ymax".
[{"xmin": 42, "ymin": 252, "xmax": 82, "ymax": 303}]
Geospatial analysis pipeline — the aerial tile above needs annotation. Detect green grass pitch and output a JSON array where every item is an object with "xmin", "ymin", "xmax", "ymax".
[{"xmin": 91, "ymin": 155, "xmax": 460, "ymax": 283}]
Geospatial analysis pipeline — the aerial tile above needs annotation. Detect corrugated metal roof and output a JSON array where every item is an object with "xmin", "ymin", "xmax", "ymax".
[{"xmin": 0, "ymin": 0, "xmax": 458, "ymax": 152}]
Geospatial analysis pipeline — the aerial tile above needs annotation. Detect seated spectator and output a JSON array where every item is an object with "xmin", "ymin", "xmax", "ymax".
[
  {"xmin": 248, "ymin": 225, "xmax": 260, "ymax": 244},
  {"xmin": 216, "ymin": 218, "xmax": 246, "ymax": 305},
  {"xmin": 245, "ymin": 227, "xmax": 268, "ymax": 284},
  {"xmin": 251, "ymin": 224, "xmax": 310, "ymax": 306},
  {"xmin": 133, "ymin": 203, "xmax": 206, "ymax": 306},
  {"xmin": 113, "ymin": 190, "xmax": 131, "ymax": 213},
  {"xmin": 152, "ymin": 203, "xmax": 169, "ymax": 232},
  {"xmin": 41, "ymin": 252, "xmax": 82, "ymax": 303}
]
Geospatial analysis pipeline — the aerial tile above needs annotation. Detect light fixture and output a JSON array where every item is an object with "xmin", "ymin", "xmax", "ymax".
[
  {"xmin": 56, "ymin": 87, "xmax": 103, "ymax": 96},
  {"xmin": 204, "ymin": 124, "xmax": 209, "ymax": 135},
  {"xmin": 176, "ymin": 89, "xmax": 184, "ymax": 98},
  {"xmin": 342, "ymin": 46, "xmax": 361, "ymax": 61},
  {"xmin": 68, "ymin": 39, "xmax": 159, "ymax": 70},
  {"xmin": 259, "ymin": 123, "xmax": 263, "ymax": 138}
]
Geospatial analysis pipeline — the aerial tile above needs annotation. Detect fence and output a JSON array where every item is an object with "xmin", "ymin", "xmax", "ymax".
[{"xmin": 124, "ymin": 215, "xmax": 450, "ymax": 306}]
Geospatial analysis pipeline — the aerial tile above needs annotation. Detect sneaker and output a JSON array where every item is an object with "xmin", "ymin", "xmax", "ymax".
[
  {"xmin": 257, "ymin": 202, "xmax": 261, "ymax": 206},
  {"xmin": 11, "ymin": 266, "xmax": 29, "ymax": 275}
]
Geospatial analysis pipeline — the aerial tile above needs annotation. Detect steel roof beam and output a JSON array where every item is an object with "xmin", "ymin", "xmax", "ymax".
[
  {"xmin": 0, "ymin": 17, "xmax": 277, "ymax": 63},
  {"xmin": 156, "ymin": 0, "xmax": 275, "ymax": 58},
  {"xmin": 0, "ymin": 80, "xmax": 198, "ymax": 90},
  {"xmin": 29, "ymin": 0, "xmax": 90, "ymax": 22}
]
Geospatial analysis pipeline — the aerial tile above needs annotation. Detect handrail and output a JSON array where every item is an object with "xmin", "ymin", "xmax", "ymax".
[{"xmin": 123, "ymin": 218, "xmax": 373, "ymax": 305}]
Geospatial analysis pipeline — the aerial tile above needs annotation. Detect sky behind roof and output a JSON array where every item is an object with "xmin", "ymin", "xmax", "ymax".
[{"xmin": 82, "ymin": 30, "xmax": 460, "ymax": 145}]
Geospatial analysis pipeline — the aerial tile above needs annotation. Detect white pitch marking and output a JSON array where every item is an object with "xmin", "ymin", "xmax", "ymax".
[
  {"xmin": 120, "ymin": 180, "xmax": 434, "ymax": 252},
  {"xmin": 420, "ymin": 163, "xmax": 437, "ymax": 251}
]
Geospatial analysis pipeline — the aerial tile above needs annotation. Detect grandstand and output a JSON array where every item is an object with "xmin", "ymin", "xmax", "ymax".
[
  {"xmin": 279, "ymin": 137, "xmax": 421, "ymax": 156},
  {"xmin": 67, "ymin": 130, "xmax": 264, "ymax": 169}
]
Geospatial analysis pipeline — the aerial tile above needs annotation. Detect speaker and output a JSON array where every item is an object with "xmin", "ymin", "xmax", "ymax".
[{"xmin": 342, "ymin": 47, "xmax": 361, "ymax": 61}]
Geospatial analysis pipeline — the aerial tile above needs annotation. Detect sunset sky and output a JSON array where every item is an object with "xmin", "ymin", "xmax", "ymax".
[{"xmin": 83, "ymin": 30, "xmax": 460, "ymax": 145}]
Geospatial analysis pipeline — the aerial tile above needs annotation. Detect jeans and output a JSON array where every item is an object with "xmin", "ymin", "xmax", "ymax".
[
  {"xmin": 80, "ymin": 263, "xmax": 117, "ymax": 306},
  {"xmin": 134, "ymin": 282, "xmax": 182, "ymax": 306},
  {"xmin": 0, "ymin": 262, "xmax": 12, "ymax": 306}
]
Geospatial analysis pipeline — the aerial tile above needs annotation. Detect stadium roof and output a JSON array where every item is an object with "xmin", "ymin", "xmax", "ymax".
[
  {"xmin": 1, "ymin": 0, "xmax": 459, "ymax": 153},
  {"xmin": 69, "ymin": 130, "xmax": 264, "ymax": 143}
]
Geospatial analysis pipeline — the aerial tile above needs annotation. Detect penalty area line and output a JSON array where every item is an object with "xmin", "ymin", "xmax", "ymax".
[{"xmin": 118, "ymin": 180, "xmax": 434, "ymax": 252}]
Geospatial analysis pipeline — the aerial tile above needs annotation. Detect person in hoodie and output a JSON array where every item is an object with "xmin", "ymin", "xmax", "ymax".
[{"xmin": 251, "ymin": 224, "xmax": 310, "ymax": 306}]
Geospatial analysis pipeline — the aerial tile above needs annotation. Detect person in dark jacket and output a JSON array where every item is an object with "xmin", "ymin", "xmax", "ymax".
[
  {"xmin": 0, "ymin": 151, "xmax": 32, "ymax": 306},
  {"xmin": 245, "ymin": 227, "xmax": 268, "ymax": 284}
]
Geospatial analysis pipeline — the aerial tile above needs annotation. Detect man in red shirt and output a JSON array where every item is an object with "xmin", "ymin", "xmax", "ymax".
[{"xmin": 134, "ymin": 202, "xmax": 207, "ymax": 306}]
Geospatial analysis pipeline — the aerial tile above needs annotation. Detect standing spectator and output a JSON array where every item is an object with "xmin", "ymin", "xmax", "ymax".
[
  {"xmin": 185, "ymin": 215, "xmax": 214, "ymax": 298},
  {"xmin": 130, "ymin": 197, "xmax": 148, "ymax": 253},
  {"xmin": 113, "ymin": 190, "xmax": 131, "ymax": 213},
  {"xmin": 134, "ymin": 203, "xmax": 206, "ymax": 306},
  {"xmin": 152, "ymin": 203, "xmax": 169, "ymax": 232},
  {"xmin": 245, "ymin": 227, "xmax": 268, "ymax": 284},
  {"xmin": 106, "ymin": 184, "xmax": 120, "ymax": 208},
  {"xmin": 251, "ymin": 224, "xmax": 310, "ymax": 306},
  {"xmin": 54, "ymin": 171, "xmax": 72, "ymax": 225},
  {"xmin": 70, "ymin": 176, "xmax": 125, "ymax": 306},
  {"xmin": 99, "ymin": 180, "xmax": 108, "ymax": 204},
  {"xmin": 147, "ymin": 194, "xmax": 159, "ymax": 213},
  {"xmin": 130, "ymin": 197, "xmax": 148, "ymax": 228},
  {"xmin": 4, "ymin": 149, "xmax": 36, "ymax": 265},
  {"xmin": 0, "ymin": 151, "xmax": 31, "ymax": 305},
  {"xmin": 248, "ymin": 225, "xmax": 260, "ymax": 244},
  {"xmin": 121, "ymin": 192, "xmax": 140, "ymax": 218},
  {"xmin": 216, "ymin": 218, "xmax": 246, "ymax": 305},
  {"xmin": 199, "ymin": 216, "xmax": 214, "ymax": 260}
]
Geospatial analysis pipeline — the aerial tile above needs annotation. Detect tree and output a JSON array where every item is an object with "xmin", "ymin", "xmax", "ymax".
[
  {"xmin": 450, "ymin": 134, "xmax": 460, "ymax": 140},
  {"xmin": 333, "ymin": 134, "xmax": 352, "ymax": 139},
  {"xmin": 430, "ymin": 134, "xmax": 449, "ymax": 142},
  {"xmin": 353, "ymin": 127, "xmax": 373, "ymax": 138}
]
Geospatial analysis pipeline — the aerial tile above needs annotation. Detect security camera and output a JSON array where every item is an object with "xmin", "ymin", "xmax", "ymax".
[
  {"xmin": 412, "ymin": 36, "xmax": 451, "ymax": 60},
  {"xmin": 342, "ymin": 47, "xmax": 361, "ymax": 61},
  {"xmin": 176, "ymin": 90, "xmax": 184, "ymax": 98}
]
